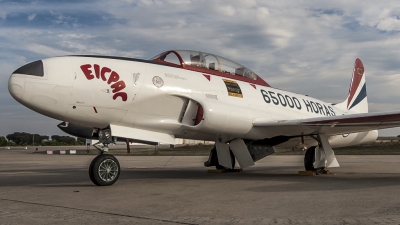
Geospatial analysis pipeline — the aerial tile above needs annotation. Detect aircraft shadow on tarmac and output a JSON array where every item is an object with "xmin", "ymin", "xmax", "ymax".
[
  {"xmin": 119, "ymin": 168, "xmax": 400, "ymax": 193},
  {"xmin": 1, "ymin": 167, "xmax": 400, "ymax": 192}
]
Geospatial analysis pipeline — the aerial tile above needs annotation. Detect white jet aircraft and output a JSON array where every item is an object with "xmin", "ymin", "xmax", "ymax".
[{"xmin": 8, "ymin": 50, "xmax": 400, "ymax": 186}]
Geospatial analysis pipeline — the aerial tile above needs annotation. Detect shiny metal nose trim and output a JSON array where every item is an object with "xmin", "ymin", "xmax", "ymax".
[{"xmin": 13, "ymin": 60, "xmax": 43, "ymax": 77}]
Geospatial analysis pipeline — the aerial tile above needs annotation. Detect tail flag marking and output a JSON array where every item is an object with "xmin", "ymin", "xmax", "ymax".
[{"xmin": 347, "ymin": 58, "xmax": 365, "ymax": 109}]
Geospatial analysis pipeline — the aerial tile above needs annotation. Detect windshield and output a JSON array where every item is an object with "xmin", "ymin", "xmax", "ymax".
[{"xmin": 151, "ymin": 50, "xmax": 259, "ymax": 80}]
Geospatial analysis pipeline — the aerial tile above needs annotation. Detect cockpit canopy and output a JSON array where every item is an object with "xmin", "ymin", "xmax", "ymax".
[{"xmin": 150, "ymin": 50, "xmax": 269, "ymax": 86}]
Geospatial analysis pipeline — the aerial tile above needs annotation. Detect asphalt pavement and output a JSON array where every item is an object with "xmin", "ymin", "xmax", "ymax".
[{"xmin": 1, "ymin": 148, "xmax": 400, "ymax": 224}]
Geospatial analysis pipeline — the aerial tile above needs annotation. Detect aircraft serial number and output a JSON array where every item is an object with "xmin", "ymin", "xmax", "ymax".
[{"xmin": 260, "ymin": 89, "xmax": 336, "ymax": 116}]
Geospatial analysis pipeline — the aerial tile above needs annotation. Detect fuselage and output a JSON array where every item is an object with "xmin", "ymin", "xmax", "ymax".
[{"xmin": 8, "ymin": 52, "xmax": 377, "ymax": 148}]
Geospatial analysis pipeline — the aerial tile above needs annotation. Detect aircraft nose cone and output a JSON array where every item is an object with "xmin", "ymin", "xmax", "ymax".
[
  {"xmin": 8, "ymin": 73, "xmax": 25, "ymax": 103},
  {"xmin": 8, "ymin": 60, "xmax": 43, "ymax": 103}
]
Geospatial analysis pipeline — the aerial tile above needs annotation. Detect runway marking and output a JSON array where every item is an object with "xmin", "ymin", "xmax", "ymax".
[
  {"xmin": 0, "ymin": 171, "xmax": 61, "ymax": 176},
  {"xmin": 0, "ymin": 171, "xmax": 37, "ymax": 175},
  {"xmin": 0, "ymin": 198, "xmax": 197, "ymax": 225}
]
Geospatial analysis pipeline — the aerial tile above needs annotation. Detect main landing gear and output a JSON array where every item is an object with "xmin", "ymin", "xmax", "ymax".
[
  {"xmin": 89, "ymin": 129, "xmax": 121, "ymax": 186},
  {"xmin": 304, "ymin": 146, "xmax": 326, "ymax": 174},
  {"xmin": 204, "ymin": 146, "xmax": 236, "ymax": 170},
  {"xmin": 303, "ymin": 134, "xmax": 340, "ymax": 174}
]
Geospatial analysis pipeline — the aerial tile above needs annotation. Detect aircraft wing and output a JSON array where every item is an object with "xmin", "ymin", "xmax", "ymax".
[{"xmin": 253, "ymin": 111, "xmax": 400, "ymax": 137}]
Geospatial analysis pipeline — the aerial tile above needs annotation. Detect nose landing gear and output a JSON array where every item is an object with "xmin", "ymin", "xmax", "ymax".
[
  {"xmin": 89, "ymin": 129, "xmax": 121, "ymax": 186},
  {"xmin": 89, "ymin": 154, "xmax": 120, "ymax": 186}
]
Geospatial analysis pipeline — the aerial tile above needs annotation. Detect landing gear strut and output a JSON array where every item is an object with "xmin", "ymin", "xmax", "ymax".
[
  {"xmin": 204, "ymin": 146, "xmax": 236, "ymax": 170},
  {"xmin": 89, "ymin": 129, "xmax": 121, "ymax": 186}
]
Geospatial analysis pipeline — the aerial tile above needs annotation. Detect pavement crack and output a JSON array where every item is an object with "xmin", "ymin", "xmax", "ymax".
[{"xmin": 0, "ymin": 198, "xmax": 198, "ymax": 225}]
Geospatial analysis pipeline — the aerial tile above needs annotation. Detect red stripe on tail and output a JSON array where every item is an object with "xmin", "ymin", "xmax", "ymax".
[{"xmin": 347, "ymin": 58, "xmax": 364, "ymax": 108}]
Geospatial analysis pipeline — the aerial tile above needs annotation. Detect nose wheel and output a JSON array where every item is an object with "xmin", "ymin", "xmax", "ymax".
[{"xmin": 89, "ymin": 154, "xmax": 120, "ymax": 186}]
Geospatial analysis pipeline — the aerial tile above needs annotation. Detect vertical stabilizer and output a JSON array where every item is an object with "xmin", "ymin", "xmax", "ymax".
[{"xmin": 335, "ymin": 58, "xmax": 368, "ymax": 113}]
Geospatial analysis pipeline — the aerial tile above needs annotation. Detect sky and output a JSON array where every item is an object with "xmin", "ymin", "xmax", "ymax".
[{"xmin": 1, "ymin": 0, "xmax": 400, "ymax": 137}]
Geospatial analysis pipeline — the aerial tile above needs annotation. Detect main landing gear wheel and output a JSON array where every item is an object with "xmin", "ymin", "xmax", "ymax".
[
  {"xmin": 304, "ymin": 146, "xmax": 325, "ymax": 173},
  {"xmin": 89, "ymin": 154, "xmax": 120, "ymax": 186},
  {"xmin": 204, "ymin": 147, "xmax": 235, "ymax": 170},
  {"xmin": 215, "ymin": 150, "xmax": 235, "ymax": 170}
]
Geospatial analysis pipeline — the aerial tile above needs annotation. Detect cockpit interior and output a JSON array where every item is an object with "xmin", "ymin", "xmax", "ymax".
[{"xmin": 151, "ymin": 50, "xmax": 269, "ymax": 86}]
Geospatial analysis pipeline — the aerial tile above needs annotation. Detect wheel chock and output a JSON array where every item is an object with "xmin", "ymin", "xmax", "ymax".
[
  {"xmin": 298, "ymin": 170, "xmax": 331, "ymax": 176},
  {"xmin": 298, "ymin": 171, "xmax": 316, "ymax": 176},
  {"xmin": 207, "ymin": 168, "xmax": 243, "ymax": 173},
  {"xmin": 228, "ymin": 168, "xmax": 243, "ymax": 172},
  {"xmin": 208, "ymin": 169, "xmax": 227, "ymax": 173},
  {"xmin": 322, "ymin": 170, "xmax": 330, "ymax": 175}
]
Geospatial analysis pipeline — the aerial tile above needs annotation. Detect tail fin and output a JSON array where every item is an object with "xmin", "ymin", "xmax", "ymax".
[{"xmin": 335, "ymin": 58, "xmax": 368, "ymax": 113}]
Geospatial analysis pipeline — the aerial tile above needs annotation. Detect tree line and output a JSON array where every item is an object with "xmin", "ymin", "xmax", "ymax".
[{"xmin": 1, "ymin": 132, "xmax": 86, "ymax": 146}]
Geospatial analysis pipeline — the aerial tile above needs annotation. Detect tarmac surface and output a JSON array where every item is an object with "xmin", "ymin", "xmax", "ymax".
[{"xmin": 1, "ymin": 148, "xmax": 400, "ymax": 224}]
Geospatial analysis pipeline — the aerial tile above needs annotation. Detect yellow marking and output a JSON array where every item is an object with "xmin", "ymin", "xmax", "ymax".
[
  {"xmin": 228, "ymin": 92, "xmax": 243, "ymax": 98},
  {"xmin": 222, "ymin": 79, "xmax": 237, "ymax": 84},
  {"xmin": 222, "ymin": 79, "xmax": 243, "ymax": 98}
]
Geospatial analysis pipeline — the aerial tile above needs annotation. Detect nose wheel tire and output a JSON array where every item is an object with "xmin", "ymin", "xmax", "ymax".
[{"xmin": 89, "ymin": 154, "xmax": 120, "ymax": 186}]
